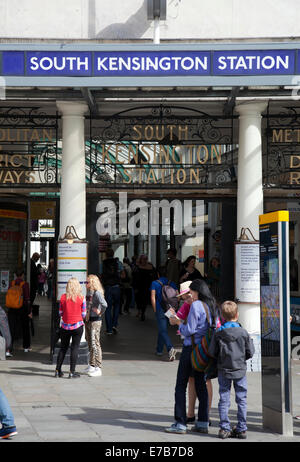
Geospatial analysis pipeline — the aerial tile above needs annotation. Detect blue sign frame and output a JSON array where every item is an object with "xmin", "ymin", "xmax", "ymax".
[{"xmin": 1, "ymin": 43, "xmax": 300, "ymax": 87}]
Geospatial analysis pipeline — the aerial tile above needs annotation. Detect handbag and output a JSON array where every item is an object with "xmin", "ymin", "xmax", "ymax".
[{"xmin": 190, "ymin": 303, "xmax": 217, "ymax": 377}]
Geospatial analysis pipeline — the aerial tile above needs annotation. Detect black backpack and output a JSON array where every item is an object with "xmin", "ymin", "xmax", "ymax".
[{"xmin": 157, "ymin": 280, "xmax": 179, "ymax": 312}]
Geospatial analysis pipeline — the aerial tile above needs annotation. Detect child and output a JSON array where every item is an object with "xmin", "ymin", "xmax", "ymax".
[{"xmin": 208, "ymin": 300, "xmax": 255, "ymax": 440}]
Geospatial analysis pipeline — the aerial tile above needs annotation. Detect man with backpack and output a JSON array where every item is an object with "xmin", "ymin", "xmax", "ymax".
[
  {"xmin": 6, "ymin": 268, "xmax": 31, "ymax": 354},
  {"xmin": 150, "ymin": 266, "xmax": 178, "ymax": 361}
]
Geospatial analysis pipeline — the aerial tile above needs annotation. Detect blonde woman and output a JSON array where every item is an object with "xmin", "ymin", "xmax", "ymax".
[
  {"xmin": 55, "ymin": 277, "xmax": 86, "ymax": 379},
  {"xmin": 85, "ymin": 274, "xmax": 107, "ymax": 377}
]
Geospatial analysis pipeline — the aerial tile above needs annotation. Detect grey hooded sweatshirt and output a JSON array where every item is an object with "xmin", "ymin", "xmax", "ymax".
[{"xmin": 208, "ymin": 322, "xmax": 255, "ymax": 379}]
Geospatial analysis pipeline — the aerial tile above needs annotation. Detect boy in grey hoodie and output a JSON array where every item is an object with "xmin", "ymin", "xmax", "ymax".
[{"xmin": 208, "ymin": 300, "xmax": 255, "ymax": 439}]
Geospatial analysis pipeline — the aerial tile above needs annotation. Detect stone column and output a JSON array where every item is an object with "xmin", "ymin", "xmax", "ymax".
[
  {"xmin": 56, "ymin": 101, "xmax": 88, "ymax": 240},
  {"xmin": 235, "ymin": 101, "xmax": 268, "ymax": 370}
]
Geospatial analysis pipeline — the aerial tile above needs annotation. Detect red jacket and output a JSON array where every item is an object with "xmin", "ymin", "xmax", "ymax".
[{"xmin": 59, "ymin": 294, "xmax": 85, "ymax": 325}]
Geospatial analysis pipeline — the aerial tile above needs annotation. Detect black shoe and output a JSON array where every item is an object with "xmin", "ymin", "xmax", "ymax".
[
  {"xmin": 112, "ymin": 327, "xmax": 118, "ymax": 334},
  {"xmin": 218, "ymin": 429, "xmax": 231, "ymax": 439},
  {"xmin": 186, "ymin": 416, "xmax": 195, "ymax": 424},
  {"xmin": 54, "ymin": 370, "xmax": 64, "ymax": 378},
  {"xmin": 191, "ymin": 426, "xmax": 208, "ymax": 434},
  {"xmin": 68, "ymin": 372, "xmax": 80, "ymax": 379},
  {"xmin": 230, "ymin": 426, "xmax": 247, "ymax": 439}
]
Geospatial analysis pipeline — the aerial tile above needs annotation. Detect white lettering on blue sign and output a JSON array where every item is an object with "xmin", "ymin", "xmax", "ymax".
[
  {"xmin": 29, "ymin": 56, "xmax": 89, "ymax": 72},
  {"xmin": 0, "ymin": 49, "xmax": 297, "ymax": 77},
  {"xmin": 96, "ymin": 55, "xmax": 208, "ymax": 72},
  {"xmin": 216, "ymin": 54, "xmax": 290, "ymax": 71}
]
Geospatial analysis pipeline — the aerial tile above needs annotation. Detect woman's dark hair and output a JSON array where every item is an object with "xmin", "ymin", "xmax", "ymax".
[
  {"xmin": 189, "ymin": 278, "xmax": 217, "ymax": 318},
  {"xmin": 183, "ymin": 255, "xmax": 196, "ymax": 267}
]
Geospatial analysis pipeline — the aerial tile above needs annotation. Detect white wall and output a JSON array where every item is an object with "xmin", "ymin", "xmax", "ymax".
[{"xmin": 0, "ymin": 0, "xmax": 299, "ymax": 41}]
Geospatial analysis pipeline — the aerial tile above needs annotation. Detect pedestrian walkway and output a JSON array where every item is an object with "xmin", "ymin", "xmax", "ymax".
[{"xmin": 0, "ymin": 294, "xmax": 300, "ymax": 442}]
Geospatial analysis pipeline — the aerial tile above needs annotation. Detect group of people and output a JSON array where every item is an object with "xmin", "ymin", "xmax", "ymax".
[
  {"xmin": 163, "ymin": 278, "xmax": 255, "ymax": 439},
  {"xmin": 0, "ymin": 247, "xmax": 254, "ymax": 441}
]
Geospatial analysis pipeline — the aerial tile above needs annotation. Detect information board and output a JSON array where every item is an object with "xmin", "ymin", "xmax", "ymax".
[
  {"xmin": 259, "ymin": 211, "xmax": 293, "ymax": 436},
  {"xmin": 235, "ymin": 242, "xmax": 260, "ymax": 303},
  {"xmin": 56, "ymin": 242, "xmax": 88, "ymax": 301}
]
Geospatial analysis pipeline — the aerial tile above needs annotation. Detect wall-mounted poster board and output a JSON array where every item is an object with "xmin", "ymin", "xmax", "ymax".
[
  {"xmin": 234, "ymin": 241, "xmax": 260, "ymax": 304},
  {"xmin": 56, "ymin": 241, "xmax": 88, "ymax": 302}
]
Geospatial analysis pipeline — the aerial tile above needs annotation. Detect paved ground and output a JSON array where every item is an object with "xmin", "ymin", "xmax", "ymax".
[{"xmin": 0, "ymin": 294, "xmax": 300, "ymax": 445}]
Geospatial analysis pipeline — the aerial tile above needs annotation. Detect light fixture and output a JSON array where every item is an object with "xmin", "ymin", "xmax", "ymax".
[{"xmin": 62, "ymin": 225, "xmax": 81, "ymax": 244}]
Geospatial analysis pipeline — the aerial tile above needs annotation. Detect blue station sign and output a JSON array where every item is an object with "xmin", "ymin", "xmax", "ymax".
[{"xmin": 1, "ymin": 49, "xmax": 299, "ymax": 77}]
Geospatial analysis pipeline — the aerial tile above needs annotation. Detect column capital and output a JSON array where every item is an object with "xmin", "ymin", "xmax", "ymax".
[
  {"xmin": 56, "ymin": 100, "xmax": 88, "ymax": 116},
  {"xmin": 235, "ymin": 101, "xmax": 268, "ymax": 117}
]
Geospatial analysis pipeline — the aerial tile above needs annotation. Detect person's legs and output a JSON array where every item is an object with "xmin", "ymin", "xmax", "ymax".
[
  {"xmin": 174, "ymin": 345, "xmax": 192, "ymax": 427},
  {"xmin": 193, "ymin": 371, "xmax": 209, "ymax": 430},
  {"xmin": 155, "ymin": 309, "xmax": 173, "ymax": 353},
  {"xmin": 206, "ymin": 379, "xmax": 213, "ymax": 416},
  {"xmin": 234, "ymin": 375, "xmax": 248, "ymax": 433},
  {"xmin": 85, "ymin": 321, "xmax": 94, "ymax": 366},
  {"xmin": 124, "ymin": 288, "xmax": 132, "ymax": 313},
  {"xmin": 21, "ymin": 307, "xmax": 31, "ymax": 350},
  {"xmin": 111, "ymin": 285, "xmax": 121, "ymax": 329},
  {"xmin": 56, "ymin": 328, "xmax": 71, "ymax": 372},
  {"xmin": 104, "ymin": 286, "xmax": 113, "ymax": 333},
  {"xmin": 218, "ymin": 373, "xmax": 232, "ymax": 432},
  {"xmin": 187, "ymin": 377, "xmax": 197, "ymax": 419},
  {"xmin": 0, "ymin": 388, "xmax": 15, "ymax": 428},
  {"xmin": 90, "ymin": 321, "xmax": 102, "ymax": 369},
  {"xmin": 69, "ymin": 326, "xmax": 83, "ymax": 374},
  {"xmin": 7, "ymin": 309, "xmax": 18, "ymax": 352}
]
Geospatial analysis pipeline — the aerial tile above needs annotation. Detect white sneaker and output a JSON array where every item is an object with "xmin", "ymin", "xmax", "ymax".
[
  {"xmin": 84, "ymin": 365, "xmax": 95, "ymax": 374},
  {"xmin": 24, "ymin": 348, "xmax": 32, "ymax": 353},
  {"xmin": 168, "ymin": 347, "xmax": 176, "ymax": 361},
  {"xmin": 5, "ymin": 352, "xmax": 13, "ymax": 357},
  {"xmin": 88, "ymin": 367, "xmax": 102, "ymax": 377}
]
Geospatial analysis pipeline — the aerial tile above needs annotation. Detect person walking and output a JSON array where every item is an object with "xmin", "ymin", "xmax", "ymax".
[
  {"xmin": 208, "ymin": 300, "xmax": 255, "ymax": 439},
  {"xmin": 0, "ymin": 388, "xmax": 17, "ymax": 439},
  {"xmin": 179, "ymin": 256, "xmax": 204, "ymax": 283},
  {"xmin": 165, "ymin": 278, "xmax": 215, "ymax": 435},
  {"xmin": 55, "ymin": 277, "xmax": 86, "ymax": 378},
  {"xmin": 165, "ymin": 248, "xmax": 181, "ymax": 287},
  {"xmin": 121, "ymin": 258, "xmax": 133, "ymax": 314},
  {"xmin": 46, "ymin": 258, "xmax": 54, "ymax": 300},
  {"xmin": 101, "ymin": 248, "xmax": 124, "ymax": 335},
  {"xmin": 85, "ymin": 274, "xmax": 107, "ymax": 377},
  {"xmin": 150, "ymin": 266, "xmax": 177, "ymax": 361},
  {"xmin": 6, "ymin": 268, "xmax": 32, "ymax": 354},
  {"xmin": 134, "ymin": 254, "xmax": 157, "ymax": 321},
  {"xmin": 30, "ymin": 252, "xmax": 40, "ymax": 307}
]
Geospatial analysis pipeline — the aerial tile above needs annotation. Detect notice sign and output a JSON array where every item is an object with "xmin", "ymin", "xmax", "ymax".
[
  {"xmin": 1, "ymin": 270, "xmax": 9, "ymax": 292},
  {"xmin": 57, "ymin": 242, "xmax": 88, "ymax": 301},
  {"xmin": 235, "ymin": 242, "xmax": 260, "ymax": 303}
]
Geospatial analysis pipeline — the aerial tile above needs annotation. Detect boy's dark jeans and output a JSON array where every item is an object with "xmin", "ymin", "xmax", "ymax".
[{"xmin": 218, "ymin": 373, "xmax": 248, "ymax": 432}]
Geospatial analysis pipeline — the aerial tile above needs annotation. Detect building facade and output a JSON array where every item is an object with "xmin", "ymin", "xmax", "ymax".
[{"xmin": 1, "ymin": 0, "xmax": 300, "ymax": 365}]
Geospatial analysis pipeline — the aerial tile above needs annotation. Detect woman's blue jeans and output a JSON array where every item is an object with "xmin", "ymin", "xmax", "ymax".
[
  {"xmin": 0, "ymin": 388, "xmax": 15, "ymax": 428},
  {"xmin": 174, "ymin": 345, "xmax": 209, "ymax": 429}
]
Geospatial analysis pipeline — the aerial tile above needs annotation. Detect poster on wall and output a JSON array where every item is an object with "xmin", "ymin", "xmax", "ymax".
[
  {"xmin": 234, "ymin": 242, "xmax": 260, "ymax": 303},
  {"xmin": 56, "ymin": 242, "xmax": 88, "ymax": 301},
  {"xmin": 0, "ymin": 270, "xmax": 9, "ymax": 292}
]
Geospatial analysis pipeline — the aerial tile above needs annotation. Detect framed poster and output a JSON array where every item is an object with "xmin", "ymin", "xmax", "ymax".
[
  {"xmin": 234, "ymin": 241, "xmax": 260, "ymax": 304},
  {"xmin": 0, "ymin": 270, "xmax": 9, "ymax": 292},
  {"xmin": 56, "ymin": 241, "xmax": 88, "ymax": 301}
]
